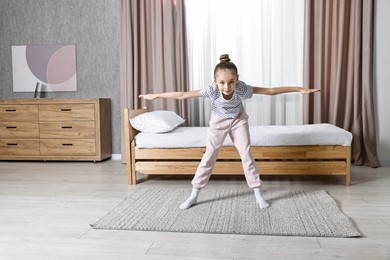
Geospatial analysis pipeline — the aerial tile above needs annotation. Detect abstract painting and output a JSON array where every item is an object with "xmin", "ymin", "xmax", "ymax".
[{"xmin": 11, "ymin": 44, "xmax": 77, "ymax": 92}]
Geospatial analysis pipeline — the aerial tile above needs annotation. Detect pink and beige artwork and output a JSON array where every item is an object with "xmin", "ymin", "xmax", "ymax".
[{"xmin": 12, "ymin": 44, "xmax": 77, "ymax": 92}]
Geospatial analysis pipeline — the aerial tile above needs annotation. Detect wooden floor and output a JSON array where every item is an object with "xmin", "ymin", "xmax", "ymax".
[{"xmin": 0, "ymin": 160, "xmax": 389, "ymax": 260}]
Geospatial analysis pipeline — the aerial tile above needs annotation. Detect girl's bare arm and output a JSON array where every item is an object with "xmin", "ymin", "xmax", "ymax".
[
  {"xmin": 139, "ymin": 90, "xmax": 202, "ymax": 100},
  {"xmin": 253, "ymin": 86, "xmax": 320, "ymax": 95}
]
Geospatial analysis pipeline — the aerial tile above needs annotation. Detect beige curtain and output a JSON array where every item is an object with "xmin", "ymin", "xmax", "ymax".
[
  {"xmin": 120, "ymin": 0, "xmax": 189, "ymax": 160},
  {"xmin": 303, "ymin": 0, "xmax": 380, "ymax": 167}
]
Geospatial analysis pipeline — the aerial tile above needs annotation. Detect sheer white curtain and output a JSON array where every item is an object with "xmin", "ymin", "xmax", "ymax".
[{"xmin": 185, "ymin": 0, "xmax": 304, "ymax": 126}]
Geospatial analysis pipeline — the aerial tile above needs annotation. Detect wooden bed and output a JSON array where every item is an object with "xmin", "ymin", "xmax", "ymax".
[{"xmin": 124, "ymin": 108, "xmax": 352, "ymax": 186}]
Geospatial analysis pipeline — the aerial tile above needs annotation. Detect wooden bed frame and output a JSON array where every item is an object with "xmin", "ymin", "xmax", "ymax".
[{"xmin": 124, "ymin": 108, "xmax": 351, "ymax": 186}]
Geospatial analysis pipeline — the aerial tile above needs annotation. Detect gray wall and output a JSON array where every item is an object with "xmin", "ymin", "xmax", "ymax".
[{"xmin": 0, "ymin": 0, "xmax": 121, "ymax": 154}]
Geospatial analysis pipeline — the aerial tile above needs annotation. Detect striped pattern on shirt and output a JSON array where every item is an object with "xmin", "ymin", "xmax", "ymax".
[{"xmin": 201, "ymin": 80, "xmax": 253, "ymax": 119}]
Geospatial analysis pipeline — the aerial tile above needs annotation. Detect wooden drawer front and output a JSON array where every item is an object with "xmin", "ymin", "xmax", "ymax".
[
  {"xmin": 40, "ymin": 139, "xmax": 96, "ymax": 155},
  {"xmin": 40, "ymin": 121, "xmax": 95, "ymax": 139},
  {"xmin": 0, "ymin": 139, "xmax": 40, "ymax": 155},
  {"xmin": 0, "ymin": 105, "xmax": 38, "ymax": 121},
  {"xmin": 0, "ymin": 122, "xmax": 39, "ymax": 138},
  {"xmin": 39, "ymin": 104, "xmax": 95, "ymax": 121}
]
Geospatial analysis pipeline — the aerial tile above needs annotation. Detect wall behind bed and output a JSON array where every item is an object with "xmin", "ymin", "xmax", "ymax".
[{"xmin": 0, "ymin": 0, "xmax": 121, "ymax": 157}]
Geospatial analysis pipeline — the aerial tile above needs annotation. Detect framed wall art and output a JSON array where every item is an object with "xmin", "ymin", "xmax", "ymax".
[{"xmin": 11, "ymin": 44, "xmax": 77, "ymax": 93}]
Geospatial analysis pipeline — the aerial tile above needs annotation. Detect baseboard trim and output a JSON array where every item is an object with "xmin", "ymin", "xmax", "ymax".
[
  {"xmin": 111, "ymin": 154, "xmax": 121, "ymax": 160},
  {"xmin": 380, "ymin": 160, "xmax": 390, "ymax": 166}
]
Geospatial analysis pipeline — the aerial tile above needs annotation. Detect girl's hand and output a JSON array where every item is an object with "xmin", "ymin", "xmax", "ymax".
[
  {"xmin": 139, "ymin": 94, "xmax": 157, "ymax": 100},
  {"xmin": 299, "ymin": 88, "xmax": 320, "ymax": 94}
]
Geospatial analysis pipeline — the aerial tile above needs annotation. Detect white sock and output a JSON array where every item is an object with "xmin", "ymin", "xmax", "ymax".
[
  {"xmin": 179, "ymin": 188, "xmax": 200, "ymax": 209},
  {"xmin": 254, "ymin": 187, "xmax": 270, "ymax": 209}
]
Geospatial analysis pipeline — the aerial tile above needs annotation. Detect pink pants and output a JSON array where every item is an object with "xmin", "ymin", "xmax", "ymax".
[{"xmin": 191, "ymin": 111, "xmax": 263, "ymax": 189}]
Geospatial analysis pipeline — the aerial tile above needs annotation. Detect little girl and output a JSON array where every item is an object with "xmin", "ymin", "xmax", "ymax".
[{"xmin": 139, "ymin": 54, "xmax": 320, "ymax": 210}]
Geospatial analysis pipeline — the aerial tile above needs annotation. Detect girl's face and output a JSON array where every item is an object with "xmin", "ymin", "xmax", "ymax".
[{"xmin": 214, "ymin": 69, "xmax": 238, "ymax": 99}]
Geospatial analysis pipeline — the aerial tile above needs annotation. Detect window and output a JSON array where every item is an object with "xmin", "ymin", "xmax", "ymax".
[{"xmin": 185, "ymin": 0, "xmax": 305, "ymax": 126}]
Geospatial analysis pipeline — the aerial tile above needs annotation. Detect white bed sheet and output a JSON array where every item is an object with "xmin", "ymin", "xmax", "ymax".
[{"xmin": 134, "ymin": 123, "xmax": 352, "ymax": 148}]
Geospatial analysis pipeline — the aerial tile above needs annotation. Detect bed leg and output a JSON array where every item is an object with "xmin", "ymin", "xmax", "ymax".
[
  {"xmin": 345, "ymin": 146, "xmax": 351, "ymax": 186},
  {"xmin": 346, "ymin": 174, "xmax": 351, "ymax": 186},
  {"xmin": 124, "ymin": 108, "xmax": 135, "ymax": 185},
  {"xmin": 125, "ymin": 150, "xmax": 134, "ymax": 185},
  {"xmin": 126, "ymin": 164, "xmax": 133, "ymax": 185},
  {"xmin": 130, "ymin": 140, "xmax": 137, "ymax": 185},
  {"xmin": 125, "ymin": 143, "xmax": 134, "ymax": 185}
]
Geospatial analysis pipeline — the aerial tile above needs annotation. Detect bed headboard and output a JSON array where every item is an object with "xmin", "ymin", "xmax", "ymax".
[
  {"xmin": 124, "ymin": 107, "xmax": 148, "ymax": 141},
  {"xmin": 124, "ymin": 107, "xmax": 148, "ymax": 185}
]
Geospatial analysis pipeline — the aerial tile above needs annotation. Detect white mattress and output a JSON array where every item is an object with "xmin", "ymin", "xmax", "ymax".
[{"xmin": 134, "ymin": 123, "xmax": 352, "ymax": 148}]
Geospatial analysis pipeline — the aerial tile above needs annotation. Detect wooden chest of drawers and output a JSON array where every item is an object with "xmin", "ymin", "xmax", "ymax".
[{"xmin": 0, "ymin": 98, "xmax": 111, "ymax": 161}]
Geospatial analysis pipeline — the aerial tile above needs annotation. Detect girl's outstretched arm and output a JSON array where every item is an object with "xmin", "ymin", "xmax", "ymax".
[
  {"xmin": 139, "ymin": 90, "xmax": 202, "ymax": 100},
  {"xmin": 253, "ymin": 86, "xmax": 320, "ymax": 95}
]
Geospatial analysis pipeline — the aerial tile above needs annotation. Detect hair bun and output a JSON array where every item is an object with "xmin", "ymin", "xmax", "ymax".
[{"xmin": 219, "ymin": 54, "xmax": 231, "ymax": 63}]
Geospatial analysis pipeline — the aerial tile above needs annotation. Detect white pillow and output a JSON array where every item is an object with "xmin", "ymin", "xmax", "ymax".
[{"xmin": 129, "ymin": 110, "xmax": 185, "ymax": 133}]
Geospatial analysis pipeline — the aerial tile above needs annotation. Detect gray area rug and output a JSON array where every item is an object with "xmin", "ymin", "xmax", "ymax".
[{"xmin": 91, "ymin": 188, "xmax": 361, "ymax": 237}]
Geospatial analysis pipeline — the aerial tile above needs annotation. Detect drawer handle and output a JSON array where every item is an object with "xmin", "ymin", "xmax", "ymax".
[
  {"xmin": 5, "ymin": 109, "xmax": 16, "ymax": 112},
  {"xmin": 6, "ymin": 126, "xmax": 17, "ymax": 129},
  {"xmin": 7, "ymin": 143, "xmax": 18, "ymax": 146},
  {"xmin": 61, "ymin": 126, "xmax": 73, "ymax": 129},
  {"xmin": 61, "ymin": 108, "xmax": 72, "ymax": 112},
  {"xmin": 62, "ymin": 143, "xmax": 73, "ymax": 146}
]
